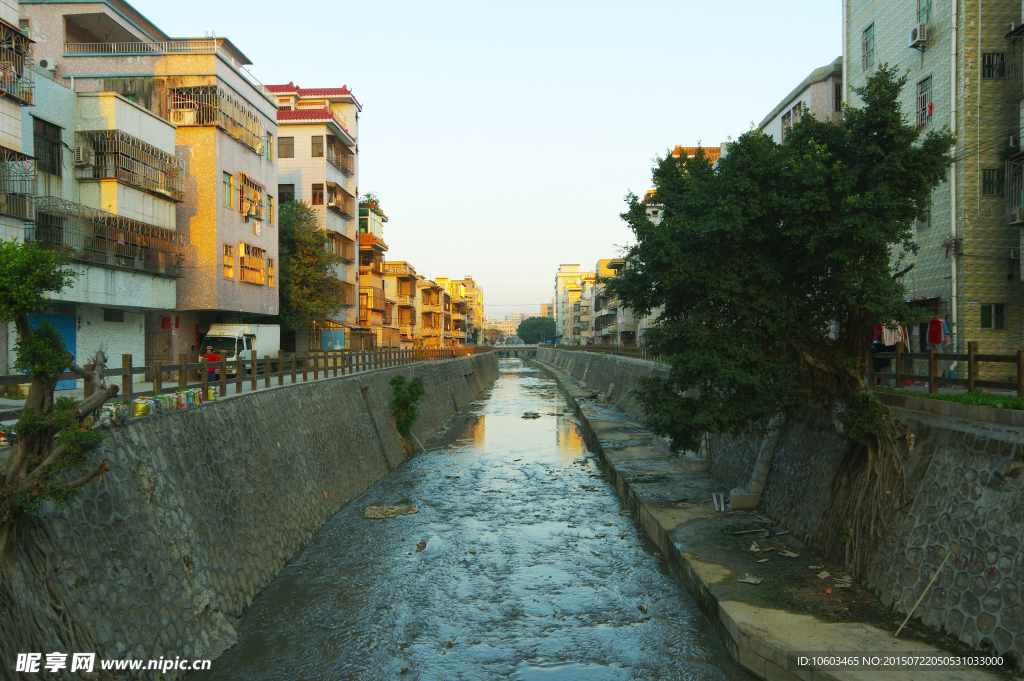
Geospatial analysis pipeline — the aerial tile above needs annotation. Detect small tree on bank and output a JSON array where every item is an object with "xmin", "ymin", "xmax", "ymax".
[
  {"xmin": 278, "ymin": 201, "xmax": 348, "ymax": 331},
  {"xmin": 607, "ymin": 66, "xmax": 954, "ymax": 577}
]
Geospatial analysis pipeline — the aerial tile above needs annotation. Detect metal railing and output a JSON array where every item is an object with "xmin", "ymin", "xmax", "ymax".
[
  {"xmin": 326, "ymin": 148, "xmax": 355, "ymax": 176},
  {"xmin": 0, "ymin": 23, "xmax": 33, "ymax": 104},
  {"xmin": 554, "ymin": 344, "xmax": 664, "ymax": 362},
  {"xmin": 26, "ymin": 223, "xmax": 183, "ymax": 277},
  {"xmin": 395, "ymin": 294, "xmax": 415, "ymax": 307},
  {"xmin": 63, "ymin": 40, "xmax": 275, "ymax": 101},
  {"xmin": 167, "ymin": 86, "xmax": 267, "ymax": 155}
]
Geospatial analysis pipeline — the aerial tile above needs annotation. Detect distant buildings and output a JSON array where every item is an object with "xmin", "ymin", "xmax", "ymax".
[{"xmin": 759, "ymin": 57, "xmax": 843, "ymax": 143}]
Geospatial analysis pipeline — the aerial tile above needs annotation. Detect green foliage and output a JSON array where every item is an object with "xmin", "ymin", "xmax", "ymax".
[
  {"xmin": 390, "ymin": 374, "xmax": 425, "ymax": 436},
  {"xmin": 360, "ymin": 191, "xmax": 381, "ymax": 210},
  {"xmin": 842, "ymin": 392, "xmax": 886, "ymax": 446},
  {"xmin": 0, "ymin": 239, "xmax": 76, "ymax": 324},
  {"xmin": 14, "ymin": 322, "xmax": 69, "ymax": 380},
  {"xmin": 877, "ymin": 387, "xmax": 1024, "ymax": 411},
  {"xmin": 278, "ymin": 201, "xmax": 348, "ymax": 330},
  {"xmin": 517, "ymin": 317, "xmax": 555, "ymax": 344},
  {"xmin": 606, "ymin": 65, "xmax": 954, "ymax": 451}
]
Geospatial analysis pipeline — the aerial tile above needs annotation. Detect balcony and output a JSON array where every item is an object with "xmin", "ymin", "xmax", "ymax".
[
  {"xmin": 0, "ymin": 152, "xmax": 35, "ymax": 220},
  {"xmin": 327, "ymin": 146, "xmax": 355, "ymax": 176},
  {"xmin": 383, "ymin": 262, "xmax": 416, "ymax": 277},
  {"xmin": 395, "ymin": 294, "xmax": 415, "ymax": 307},
  {"xmin": 64, "ymin": 39, "xmax": 274, "ymax": 101},
  {"xmin": 0, "ymin": 24, "xmax": 34, "ymax": 105},
  {"xmin": 167, "ymin": 85, "xmax": 267, "ymax": 155},
  {"xmin": 1008, "ymin": 154, "xmax": 1024, "ymax": 224},
  {"xmin": 74, "ymin": 130, "xmax": 184, "ymax": 202},
  {"xmin": 330, "ymin": 232, "xmax": 356, "ymax": 263},
  {"xmin": 26, "ymin": 197, "xmax": 186, "ymax": 277},
  {"xmin": 340, "ymin": 280, "xmax": 356, "ymax": 307},
  {"xmin": 360, "ymin": 286, "xmax": 386, "ymax": 312},
  {"xmin": 399, "ymin": 324, "xmax": 414, "ymax": 337},
  {"xmin": 327, "ymin": 183, "xmax": 355, "ymax": 219},
  {"xmin": 452, "ymin": 312, "xmax": 465, "ymax": 321}
]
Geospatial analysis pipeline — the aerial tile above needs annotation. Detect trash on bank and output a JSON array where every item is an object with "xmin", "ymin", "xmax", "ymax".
[{"xmin": 738, "ymin": 574, "xmax": 763, "ymax": 585}]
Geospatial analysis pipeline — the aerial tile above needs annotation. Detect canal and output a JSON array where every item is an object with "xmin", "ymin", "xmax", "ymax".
[{"xmin": 190, "ymin": 360, "xmax": 753, "ymax": 680}]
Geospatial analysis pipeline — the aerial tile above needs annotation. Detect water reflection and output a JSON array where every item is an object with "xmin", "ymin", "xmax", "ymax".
[{"xmin": 189, "ymin": 360, "xmax": 753, "ymax": 681}]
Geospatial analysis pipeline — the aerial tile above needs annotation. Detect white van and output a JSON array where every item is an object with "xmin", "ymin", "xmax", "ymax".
[{"xmin": 202, "ymin": 324, "xmax": 281, "ymax": 375}]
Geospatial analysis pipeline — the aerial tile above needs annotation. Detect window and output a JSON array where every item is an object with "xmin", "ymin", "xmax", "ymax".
[
  {"xmin": 34, "ymin": 118, "xmax": 62, "ymax": 177},
  {"xmin": 917, "ymin": 204, "xmax": 931, "ymax": 231},
  {"xmin": 311, "ymin": 135, "xmax": 324, "ymax": 158},
  {"xmin": 312, "ymin": 183, "xmax": 324, "ymax": 205},
  {"xmin": 916, "ymin": 77, "xmax": 932, "ymax": 128},
  {"xmin": 277, "ymin": 98, "xmax": 292, "ymax": 111},
  {"xmin": 239, "ymin": 243, "xmax": 266, "ymax": 285},
  {"xmin": 268, "ymin": 258, "xmax": 275, "ymax": 288},
  {"xmin": 268, "ymin": 195, "xmax": 275, "ymax": 225},
  {"xmin": 18, "ymin": 18, "xmax": 29, "ymax": 37},
  {"xmin": 102, "ymin": 309, "xmax": 124, "ymax": 322},
  {"xmin": 279, "ymin": 137, "xmax": 294, "ymax": 158},
  {"xmin": 278, "ymin": 184, "xmax": 295, "ymax": 203},
  {"xmin": 222, "ymin": 244, "xmax": 235, "ymax": 278},
  {"xmin": 222, "ymin": 172, "xmax": 233, "ymax": 207},
  {"xmin": 862, "ymin": 24, "xmax": 875, "ymax": 70},
  {"xmin": 982, "ymin": 53, "xmax": 1006, "ymax": 80},
  {"xmin": 834, "ymin": 82, "xmax": 843, "ymax": 112},
  {"xmin": 918, "ymin": 0, "xmax": 931, "ymax": 23},
  {"xmin": 781, "ymin": 110, "xmax": 792, "ymax": 140},
  {"xmin": 265, "ymin": 133, "xmax": 274, "ymax": 162},
  {"xmin": 982, "ymin": 169, "xmax": 1005, "ymax": 196},
  {"xmin": 981, "ymin": 303, "xmax": 1007, "ymax": 330}
]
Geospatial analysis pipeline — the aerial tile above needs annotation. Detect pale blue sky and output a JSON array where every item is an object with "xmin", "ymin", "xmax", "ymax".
[{"xmin": 141, "ymin": 0, "xmax": 842, "ymax": 317}]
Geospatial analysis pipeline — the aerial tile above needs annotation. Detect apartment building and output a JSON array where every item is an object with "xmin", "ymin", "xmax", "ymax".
[
  {"xmin": 383, "ymin": 261, "xmax": 418, "ymax": 347},
  {"xmin": 436, "ymin": 277, "xmax": 468, "ymax": 347},
  {"xmin": 453, "ymin": 275, "xmax": 484, "ymax": 344},
  {"xmin": 20, "ymin": 0, "xmax": 279, "ymax": 367},
  {"xmin": 845, "ymin": 0, "xmax": 1021, "ymax": 370},
  {"xmin": 11, "ymin": 72, "xmax": 185, "ymax": 385},
  {"xmin": 415, "ymin": 277, "xmax": 443, "ymax": 347},
  {"xmin": 357, "ymin": 198, "xmax": 398, "ymax": 348},
  {"xmin": 268, "ymin": 82, "xmax": 359, "ymax": 350},
  {"xmin": 759, "ymin": 57, "xmax": 843, "ymax": 143},
  {"xmin": 554, "ymin": 264, "xmax": 588, "ymax": 342}
]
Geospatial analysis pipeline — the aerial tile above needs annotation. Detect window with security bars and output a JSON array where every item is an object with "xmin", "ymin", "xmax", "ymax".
[
  {"xmin": 981, "ymin": 303, "xmax": 1006, "ymax": 330},
  {"xmin": 781, "ymin": 110, "xmax": 791, "ymax": 141},
  {"xmin": 268, "ymin": 258, "xmax": 275, "ymax": 288},
  {"xmin": 834, "ymin": 82, "xmax": 842, "ymax": 112},
  {"xmin": 862, "ymin": 24, "xmax": 875, "ymax": 70},
  {"xmin": 222, "ymin": 244, "xmax": 234, "ymax": 279},
  {"xmin": 982, "ymin": 53, "xmax": 1005, "ymax": 80},
  {"xmin": 239, "ymin": 243, "xmax": 266, "ymax": 285},
  {"xmin": 917, "ymin": 203, "xmax": 931, "ymax": 231},
  {"xmin": 34, "ymin": 118, "xmax": 62, "ymax": 177},
  {"xmin": 916, "ymin": 77, "xmax": 932, "ymax": 128},
  {"xmin": 982, "ymin": 168, "xmax": 1005, "ymax": 195},
  {"xmin": 918, "ymin": 0, "xmax": 932, "ymax": 23}
]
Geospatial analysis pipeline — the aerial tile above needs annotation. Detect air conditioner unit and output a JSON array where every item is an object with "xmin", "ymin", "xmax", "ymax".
[
  {"xmin": 73, "ymin": 146, "xmax": 94, "ymax": 166},
  {"xmin": 909, "ymin": 23, "xmax": 928, "ymax": 48},
  {"xmin": 36, "ymin": 57, "xmax": 57, "ymax": 71},
  {"xmin": 253, "ymin": 221, "xmax": 261, "ymax": 236},
  {"xmin": 169, "ymin": 109, "xmax": 196, "ymax": 126}
]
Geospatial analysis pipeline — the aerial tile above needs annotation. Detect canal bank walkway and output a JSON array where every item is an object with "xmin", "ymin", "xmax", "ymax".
[{"xmin": 531, "ymin": 358, "xmax": 1002, "ymax": 681}]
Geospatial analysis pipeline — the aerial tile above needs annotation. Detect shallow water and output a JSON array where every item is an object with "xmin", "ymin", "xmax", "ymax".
[{"xmin": 189, "ymin": 361, "xmax": 753, "ymax": 681}]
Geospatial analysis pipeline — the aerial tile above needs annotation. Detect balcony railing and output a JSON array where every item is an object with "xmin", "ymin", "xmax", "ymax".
[
  {"xmin": 395, "ymin": 294, "xmax": 415, "ymax": 307},
  {"xmin": 0, "ymin": 152, "xmax": 35, "ymax": 220},
  {"xmin": 383, "ymin": 262, "xmax": 415, "ymax": 276},
  {"xmin": 0, "ymin": 24, "xmax": 33, "ymax": 105},
  {"xmin": 75, "ymin": 130, "xmax": 185, "ymax": 202},
  {"xmin": 331, "ymin": 232, "xmax": 356, "ymax": 263},
  {"xmin": 340, "ymin": 280, "xmax": 356, "ymax": 307},
  {"xmin": 360, "ymin": 286, "xmax": 386, "ymax": 312},
  {"xmin": 326, "ymin": 147, "xmax": 355, "ymax": 176},
  {"xmin": 327, "ymin": 184, "xmax": 355, "ymax": 219},
  {"xmin": 64, "ymin": 40, "xmax": 275, "ymax": 101},
  {"xmin": 167, "ymin": 86, "xmax": 267, "ymax": 155},
  {"xmin": 26, "ymin": 219, "xmax": 184, "ymax": 277},
  {"xmin": 1008, "ymin": 154, "xmax": 1024, "ymax": 224}
]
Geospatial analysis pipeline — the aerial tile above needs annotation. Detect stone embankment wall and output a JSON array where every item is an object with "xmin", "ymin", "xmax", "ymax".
[
  {"xmin": 536, "ymin": 347, "xmax": 1024, "ymax": 669},
  {"xmin": 24, "ymin": 354, "xmax": 498, "ymax": 672}
]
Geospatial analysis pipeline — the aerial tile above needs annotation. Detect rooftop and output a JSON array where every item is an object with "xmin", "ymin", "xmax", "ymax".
[{"xmin": 267, "ymin": 82, "xmax": 362, "ymax": 109}]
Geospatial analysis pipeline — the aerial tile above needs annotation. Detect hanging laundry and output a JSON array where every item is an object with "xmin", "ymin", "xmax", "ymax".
[
  {"xmin": 928, "ymin": 317, "xmax": 943, "ymax": 344},
  {"xmin": 881, "ymin": 324, "xmax": 901, "ymax": 346}
]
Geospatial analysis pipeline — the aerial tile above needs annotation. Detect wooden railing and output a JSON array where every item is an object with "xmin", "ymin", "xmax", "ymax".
[
  {"xmin": 870, "ymin": 340, "xmax": 1024, "ymax": 395},
  {"xmin": 1, "ymin": 347, "xmax": 495, "ymax": 419},
  {"xmin": 554, "ymin": 344, "xmax": 664, "ymax": 363}
]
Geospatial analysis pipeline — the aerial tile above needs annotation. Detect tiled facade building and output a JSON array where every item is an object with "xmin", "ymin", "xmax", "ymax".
[
  {"xmin": 760, "ymin": 56, "xmax": 844, "ymax": 143},
  {"xmin": 845, "ymin": 0, "xmax": 1023, "ymax": 375}
]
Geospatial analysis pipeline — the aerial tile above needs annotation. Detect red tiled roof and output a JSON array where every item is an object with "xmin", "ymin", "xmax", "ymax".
[{"xmin": 266, "ymin": 82, "xmax": 359, "ymax": 105}]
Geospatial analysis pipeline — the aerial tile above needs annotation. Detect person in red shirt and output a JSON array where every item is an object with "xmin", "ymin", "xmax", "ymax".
[{"xmin": 202, "ymin": 346, "xmax": 221, "ymax": 380}]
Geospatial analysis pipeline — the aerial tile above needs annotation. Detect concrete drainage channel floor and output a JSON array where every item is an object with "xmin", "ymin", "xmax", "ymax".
[{"xmin": 188, "ymin": 360, "xmax": 754, "ymax": 681}]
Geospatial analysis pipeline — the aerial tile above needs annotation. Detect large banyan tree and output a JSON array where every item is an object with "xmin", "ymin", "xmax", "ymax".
[{"xmin": 607, "ymin": 66, "xmax": 954, "ymax": 577}]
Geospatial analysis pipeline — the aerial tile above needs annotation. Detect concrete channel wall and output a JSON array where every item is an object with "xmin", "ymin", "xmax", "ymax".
[
  {"xmin": 24, "ymin": 353, "xmax": 498, "ymax": 672},
  {"xmin": 535, "ymin": 347, "xmax": 1024, "ymax": 671}
]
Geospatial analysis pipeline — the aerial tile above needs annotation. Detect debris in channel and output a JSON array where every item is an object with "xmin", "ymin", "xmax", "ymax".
[
  {"xmin": 522, "ymin": 412, "xmax": 542, "ymax": 419},
  {"xmin": 738, "ymin": 574, "xmax": 763, "ymax": 585},
  {"xmin": 364, "ymin": 505, "xmax": 419, "ymax": 519},
  {"xmin": 416, "ymin": 540, "xmax": 427, "ymax": 552}
]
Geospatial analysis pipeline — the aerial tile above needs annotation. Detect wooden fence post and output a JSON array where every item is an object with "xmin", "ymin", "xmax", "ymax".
[
  {"xmin": 968, "ymin": 341, "xmax": 978, "ymax": 393},
  {"xmin": 303, "ymin": 350, "xmax": 309, "ymax": 382},
  {"xmin": 895, "ymin": 342, "xmax": 904, "ymax": 387},
  {"xmin": 250, "ymin": 356, "xmax": 258, "ymax": 391},
  {"xmin": 278, "ymin": 350, "xmax": 284, "ymax": 386},
  {"xmin": 236, "ymin": 359, "xmax": 244, "ymax": 394},
  {"xmin": 122, "ymin": 354, "xmax": 133, "ymax": 402},
  {"xmin": 201, "ymin": 358, "xmax": 209, "ymax": 395},
  {"xmin": 264, "ymin": 355, "xmax": 271, "ymax": 389},
  {"xmin": 178, "ymin": 353, "xmax": 188, "ymax": 389},
  {"xmin": 1018, "ymin": 350, "xmax": 1024, "ymax": 398},
  {"xmin": 220, "ymin": 359, "xmax": 227, "ymax": 397},
  {"xmin": 929, "ymin": 348, "xmax": 938, "ymax": 395},
  {"xmin": 153, "ymin": 360, "xmax": 162, "ymax": 394},
  {"xmin": 314, "ymin": 352, "xmax": 320, "ymax": 381}
]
